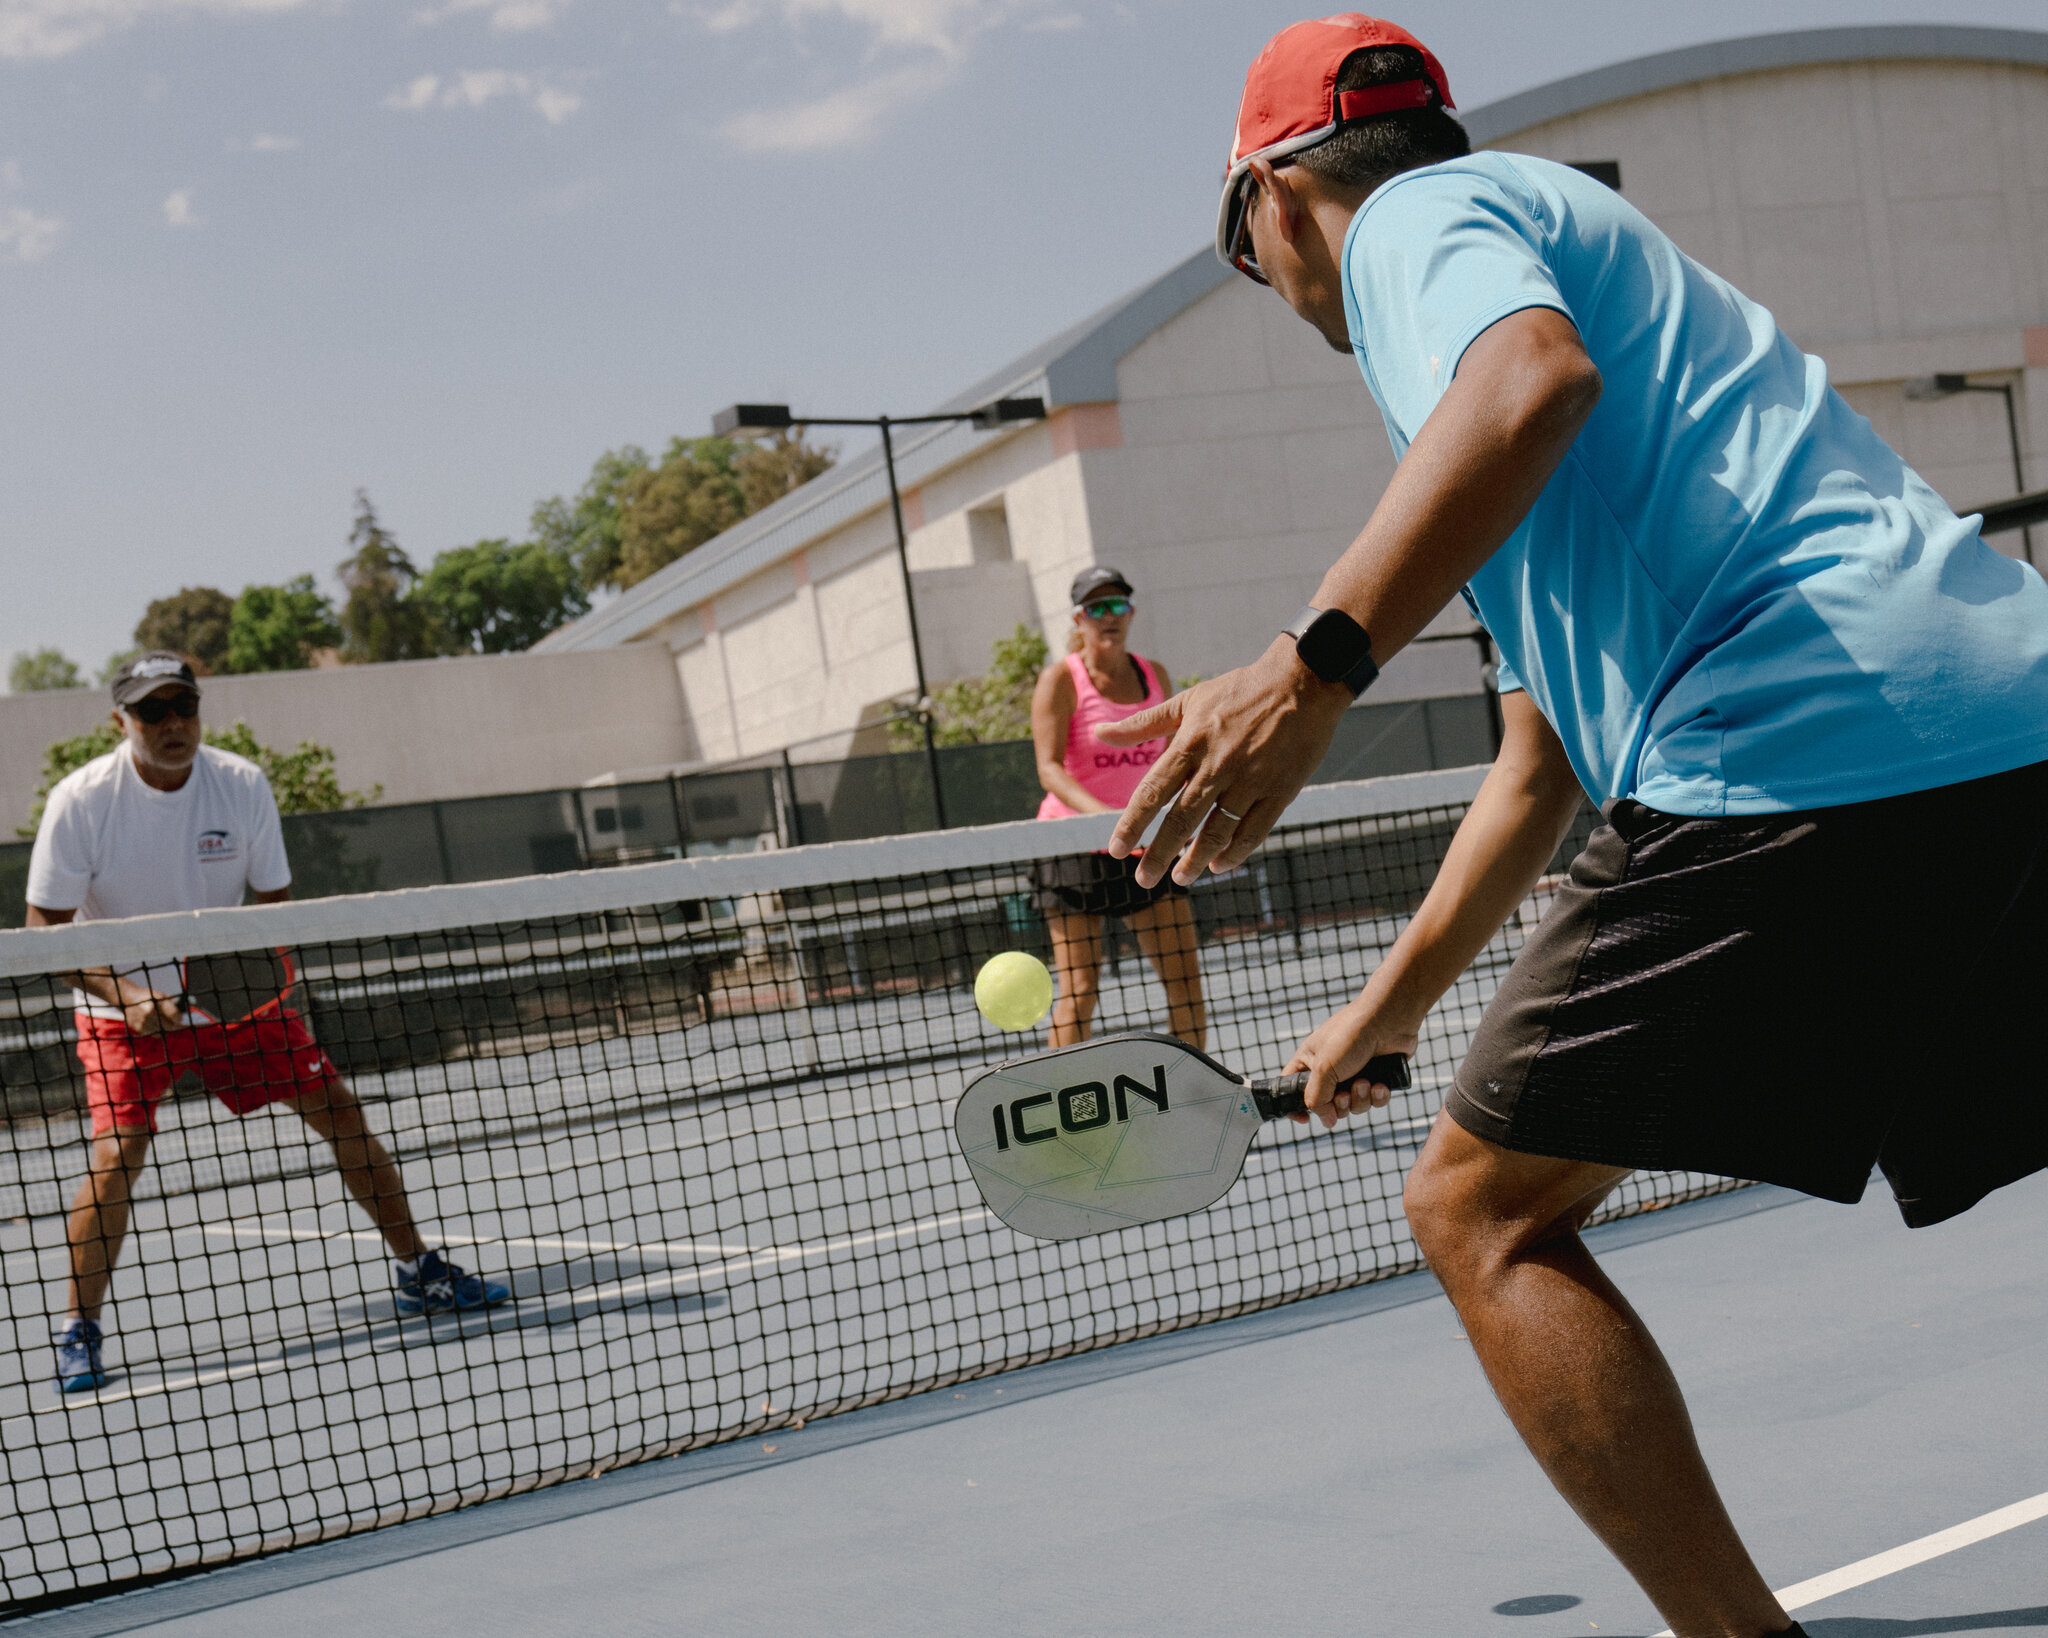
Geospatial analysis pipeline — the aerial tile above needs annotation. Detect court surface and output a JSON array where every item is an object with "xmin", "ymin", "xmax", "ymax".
[{"xmin": 25, "ymin": 1165, "xmax": 2045, "ymax": 1637}]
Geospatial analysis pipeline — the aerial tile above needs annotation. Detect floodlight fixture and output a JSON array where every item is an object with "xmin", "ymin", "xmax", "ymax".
[
  {"xmin": 1902, "ymin": 374, "xmax": 1972, "ymax": 402},
  {"xmin": 969, "ymin": 397, "xmax": 1048, "ymax": 430},
  {"xmin": 711, "ymin": 403, "xmax": 798, "ymax": 437}
]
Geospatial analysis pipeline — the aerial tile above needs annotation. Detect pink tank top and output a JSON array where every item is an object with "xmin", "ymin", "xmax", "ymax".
[{"xmin": 1036, "ymin": 651, "xmax": 1168, "ymax": 819}]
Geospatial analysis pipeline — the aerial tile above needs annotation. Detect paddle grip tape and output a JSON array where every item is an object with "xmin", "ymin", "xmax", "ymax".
[{"xmin": 1249, "ymin": 1055, "xmax": 1410, "ymax": 1118}]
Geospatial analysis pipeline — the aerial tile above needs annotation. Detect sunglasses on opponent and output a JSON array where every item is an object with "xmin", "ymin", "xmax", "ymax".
[
  {"xmin": 1079, "ymin": 596, "xmax": 1132, "ymax": 620},
  {"xmin": 125, "ymin": 691, "xmax": 200, "ymax": 725},
  {"xmin": 1216, "ymin": 13, "xmax": 1455, "ymax": 287}
]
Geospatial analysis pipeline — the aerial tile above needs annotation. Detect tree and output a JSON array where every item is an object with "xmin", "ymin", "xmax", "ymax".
[
  {"xmin": 9, "ymin": 648, "xmax": 83, "ymax": 692},
  {"xmin": 227, "ymin": 576, "xmax": 342, "ymax": 673},
  {"xmin": 19, "ymin": 719, "xmax": 378, "ymax": 837},
  {"xmin": 96, "ymin": 649, "xmax": 140, "ymax": 687},
  {"xmin": 134, "ymin": 586, "xmax": 234, "ymax": 674},
  {"xmin": 414, "ymin": 539, "xmax": 589, "ymax": 654},
  {"xmin": 888, "ymin": 624, "xmax": 1050, "ymax": 751},
  {"xmin": 615, "ymin": 437, "xmax": 747, "ymax": 589},
  {"xmin": 336, "ymin": 491, "xmax": 448, "ymax": 664},
  {"xmin": 202, "ymin": 721, "xmax": 381, "ymax": 813},
  {"xmin": 530, "ymin": 445, "xmax": 650, "ymax": 596},
  {"xmin": 734, "ymin": 429, "xmax": 835, "ymax": 515}
]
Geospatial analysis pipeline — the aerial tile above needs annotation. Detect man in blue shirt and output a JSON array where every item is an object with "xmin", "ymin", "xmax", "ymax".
[{"xmin": 1099, "ymin": 15, "xmax": 2048, "ymax": 1637}]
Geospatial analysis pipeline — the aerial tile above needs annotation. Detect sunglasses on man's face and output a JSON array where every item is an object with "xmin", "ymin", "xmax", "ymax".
[
  {"xmin": 1081, "ymin": 597, "xmax": 1133, "ymax": 620},
  {"xmin": 127, "ymin": 692, "xmax": 200, "ymax": 725},
  {"xmin": 1224, "ymin": 174, "xmax": 1271, "ymax": 287}
]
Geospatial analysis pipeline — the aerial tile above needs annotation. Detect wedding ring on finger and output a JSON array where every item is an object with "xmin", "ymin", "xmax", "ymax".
[{"xmin": 1215, "ymin": 804, "xmax": 1245, "ymax": 823}]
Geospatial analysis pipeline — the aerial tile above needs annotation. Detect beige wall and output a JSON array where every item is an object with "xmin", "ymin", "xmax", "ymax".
[
  {"xmin": 1, "ymin": 645, "xmax": 690, "ymax": 835},
  {"xmin": 1490, "ymin": 57, "xmax": 2048, "ymax": 551},
  {"xmin": 640, "ymin": 278, "xmax": 1482, "ymax": 766},
  {"xmin": 568, "ymin": 52, "xmax": 2048, "ymax": 771}
]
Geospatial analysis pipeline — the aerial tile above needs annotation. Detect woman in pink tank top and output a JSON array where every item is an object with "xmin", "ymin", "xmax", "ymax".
[{"xmin": 1029, "ymin": 568, "xmax": 1206, "ymax": 1049}]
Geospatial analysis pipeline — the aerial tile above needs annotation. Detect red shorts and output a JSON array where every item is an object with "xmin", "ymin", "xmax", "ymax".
[{"xmin": 74, "ymin": 1009, "xmax": 343, "ymax": 1137}]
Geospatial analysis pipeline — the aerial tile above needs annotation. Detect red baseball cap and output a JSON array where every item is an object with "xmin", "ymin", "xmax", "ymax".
[{"xmin": 1215, "ymin": 14, "xmax": 1454, "ymax": 280}]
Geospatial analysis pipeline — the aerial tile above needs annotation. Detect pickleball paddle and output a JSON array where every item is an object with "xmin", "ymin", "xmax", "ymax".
[
  {"xmin": 953, "ymin": 1031, "xmax": 1410, "ymax": 1241},
  {"xmin": 177, "ymin": 948, "xmax": 296, "ymax": 1027}
]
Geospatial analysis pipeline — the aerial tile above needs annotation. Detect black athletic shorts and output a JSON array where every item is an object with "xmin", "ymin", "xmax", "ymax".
[
  {"xmin": 1031, "ymin": 852, "xmax": 1187, "ymax": 919},
  {"xmin": 1447, "ymin": 759, "xmax": 2048, "ymax": 1227}
]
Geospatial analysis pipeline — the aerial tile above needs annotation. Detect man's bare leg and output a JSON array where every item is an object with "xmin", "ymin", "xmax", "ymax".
[
  {"xmin": 292, "ymin": 1081, "xmax": 425, "ymax": 1260},
  {"xmin": 66, "ymin": 1128, "xmax": 155, "ymax": 1321},
  {"xmin": 1403, "ymin": 1116, "xmax": 1791, "ymax": 1638}
]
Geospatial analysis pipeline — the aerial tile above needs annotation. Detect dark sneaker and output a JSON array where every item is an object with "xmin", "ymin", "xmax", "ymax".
[
  {"xmin": 395, "ymin": 1250, "xmax": 511, "ymax": 1316},
  {"xmin": 54, "ymin": 1318, "xmax": 109, "ymax": 1394}
]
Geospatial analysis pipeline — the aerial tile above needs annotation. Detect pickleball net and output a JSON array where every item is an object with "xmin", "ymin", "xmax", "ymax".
[{"xmin": 0, "ymin": 767, "xmax": 1748, "ymax": 1613}]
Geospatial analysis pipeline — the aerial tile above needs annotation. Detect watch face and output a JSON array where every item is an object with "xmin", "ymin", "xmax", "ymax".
[{"xmin": 1298, "ymin": 612, "xmax": 1362, "ymax": 681}]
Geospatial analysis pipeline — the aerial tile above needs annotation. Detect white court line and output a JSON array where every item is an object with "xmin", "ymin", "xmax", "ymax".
[
  {"xmin": 16, "ymin": 1206, "xmax": 993, "ymax": 1416},
  {"xmin": 35, "ymin": 1355, "xmax": 287, "ymax": 1415},
  {"xmin": 1650, "ymin": 1488, "xmax": 2048, "ymax": 1635},
  {"xmin": 206, "ymin": 1221, "xmax": 763, "ymax": 1259}
]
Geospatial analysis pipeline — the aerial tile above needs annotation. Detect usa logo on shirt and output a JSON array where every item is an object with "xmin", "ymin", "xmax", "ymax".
[{"xmin": 197, "ymin": 829, "xmax": 239, "ymax": 864}]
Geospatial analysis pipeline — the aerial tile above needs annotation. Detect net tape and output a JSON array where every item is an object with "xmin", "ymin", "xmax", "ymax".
[{"xmin": 0, "ymin": 768, "xmax": 1746, "ymax": 1612}]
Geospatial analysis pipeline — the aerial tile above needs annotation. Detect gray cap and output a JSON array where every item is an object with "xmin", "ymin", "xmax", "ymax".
[
  {"xmin": 110, "ymin": 651, "xmax": 201, "ymax": 707},
  {"xmin": 1069, "ymin": 566, "xmax": 1134, "ymax": 607}
]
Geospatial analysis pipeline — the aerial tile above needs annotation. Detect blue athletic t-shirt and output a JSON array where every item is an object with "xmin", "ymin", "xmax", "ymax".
[{"xmin": 1341, "ymin": 152, "xmax": 2048, "ymax": 814}]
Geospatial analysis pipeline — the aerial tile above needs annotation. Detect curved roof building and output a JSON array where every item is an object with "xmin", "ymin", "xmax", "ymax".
[{"xmin": 539, "ymin": 27, "xmax": 2048, "ymax": 775}]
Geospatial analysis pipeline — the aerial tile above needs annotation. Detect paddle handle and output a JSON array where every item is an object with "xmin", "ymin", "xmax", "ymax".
[{"xmin": 1249, "ymin": 1055, "xmax": 1410, "ymax": 1119}]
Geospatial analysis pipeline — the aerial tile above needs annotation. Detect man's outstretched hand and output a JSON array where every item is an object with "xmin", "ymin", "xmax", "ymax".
[{"xmin": 1097, "ymin": 635, "xmax": 1353, "ymax": 887}]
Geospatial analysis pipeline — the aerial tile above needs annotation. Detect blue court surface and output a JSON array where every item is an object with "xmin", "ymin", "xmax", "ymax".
[{"xmin": 21, "ymin": 1166, "xmax": 2044, "ymax": 1637}]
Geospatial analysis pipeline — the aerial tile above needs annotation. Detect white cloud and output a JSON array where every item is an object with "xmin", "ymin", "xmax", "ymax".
[
  {"xmin": 0, "ymin": 0, "xmax": 309, "ymax": 63},
  {"xmin": 383, "ymin": 66, "xmax": 582, "ymax": 123},
  {"xmin": 724, "ymin": 59, "xmax": 945, "ymax": 151},
  {"xmin": 0, "ymin": 204, "xmax": 62, "ymax": 260},
  {"xmin": 162, "ymin": 187, "xmax": 201, "ymax": 226},
  {"xmin": 249, "ymin": 131, "xmax": 299, "ymax": 150},
  {"xmin": 698, "ymin": 0, "xmax": 1074, "ymax": 150},
  {"xmin": 416, "ymin": 0, "xmax": 566, "ymax": 31}
]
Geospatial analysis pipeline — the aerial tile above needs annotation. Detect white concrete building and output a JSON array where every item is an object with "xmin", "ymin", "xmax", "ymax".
[{"xmin": 537, "ymin": 23, "xmax": 2048, "ymax": 773}]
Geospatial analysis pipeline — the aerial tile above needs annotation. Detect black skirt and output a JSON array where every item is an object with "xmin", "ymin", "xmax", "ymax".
[
  {"xmin": 1030, "ymin": 851, "xmax": 1187, "ymax": 919},
  {"xmin": 1447, "ymin": 760, "xmax": 2048, "ymax": 1227}
]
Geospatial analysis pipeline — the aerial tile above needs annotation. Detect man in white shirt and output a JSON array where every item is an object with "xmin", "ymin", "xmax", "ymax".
[{"xmin": 28, "ymin": 652, "xmax": 508, "ymax": 1394}]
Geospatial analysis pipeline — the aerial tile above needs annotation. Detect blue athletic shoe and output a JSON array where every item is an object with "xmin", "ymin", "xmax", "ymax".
[
  {"xmin": 53, "ymin": 1318, "xmax": 110, "ymax": 1394},
  {"xmin": 394, "ymin": 1250, "xmax": 511, "ymax": 1316}
]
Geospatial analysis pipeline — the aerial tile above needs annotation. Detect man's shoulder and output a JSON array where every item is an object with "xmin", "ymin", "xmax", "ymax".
[
  {"xmin": 195, "ymin": 742, "xmax": 268, "ymax": 786},
  {"xmin": 45, "ymin": 747, "xmax": 128, "ymax": 811}
]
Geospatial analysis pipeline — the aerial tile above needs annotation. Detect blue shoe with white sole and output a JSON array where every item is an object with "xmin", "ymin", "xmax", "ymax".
[
  {"xmin": 395, "ymin": 1250, "xmax": 511, "ymax": 1316},
  {"xmin": 54, "ymin": 1318, "xmax": 110, "ymax": 1394}
]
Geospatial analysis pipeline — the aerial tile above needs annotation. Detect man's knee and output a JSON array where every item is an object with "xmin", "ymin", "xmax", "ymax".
[{"xmin": 1403, "ymin": 1116, "xmax": 1622, "ymax": 1289}]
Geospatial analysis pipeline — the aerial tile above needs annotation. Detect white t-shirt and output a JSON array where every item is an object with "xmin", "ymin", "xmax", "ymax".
[{"xmin": 27, "ymin": 743, "xmax": 292, "ymax": 1017}]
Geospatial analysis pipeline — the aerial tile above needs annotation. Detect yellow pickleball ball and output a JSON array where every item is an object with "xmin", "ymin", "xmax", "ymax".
[{"xmin": 975, "ymin": 950, "xmax": 1053, "ymax": 1031}]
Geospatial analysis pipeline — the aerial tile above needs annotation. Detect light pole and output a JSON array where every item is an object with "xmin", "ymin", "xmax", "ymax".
[
  {"xmin": 1905, "ymin": 373, "xmax": 2033, "ymax": 564},
  {"xmin": 711, "ymin": 396, "xmax": 1049, "ymax": 829}
]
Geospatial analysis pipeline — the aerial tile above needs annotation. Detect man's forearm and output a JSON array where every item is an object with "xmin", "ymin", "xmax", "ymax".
[{"xmin": 1356, "ymin": 716, "xmax": 1585, "ymax": 1033}]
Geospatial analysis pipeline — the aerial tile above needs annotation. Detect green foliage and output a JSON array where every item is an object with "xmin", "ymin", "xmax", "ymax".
[
  {"xmin": 202, "ymin": 721, "xmax": 381, "ymax": 814},
  {"xmin": 18, "ymin": 719, "xmax": 378, "ymax": 838},
  {"xmin": 888, "ymin": 624, "xmax": 1051, "ymax": 751},
  {"xmin": 413, "ymin": 539, "xmax": 589, "ymax": 653},
  {"xmin": 530, "ymin": 445, "xmax": 650, "ymax": 596},
  {"xmin": 18, "ymin": 723, "xmax": 120, "ymax": 837},
  {"xmin": 228, "ymin": 576, "xmax": 342, "ymax": 673},
  {"xmin": 336, "ymin": 491, "xmax": 450, "ymax": 664},
  {"xmin": 613, "ymin": 431, "xmax": 837, "ymax": 591},
  {"xmin": 8, "ymin": 647, "xmax": 83, "ymax": 692},
  {"xmin": 133, "ymin": 586, "xmax": 235, "ymax": 674},
  {"xmin": 97, "ymin": 649, "xmax": 140, "ymax": 687}
]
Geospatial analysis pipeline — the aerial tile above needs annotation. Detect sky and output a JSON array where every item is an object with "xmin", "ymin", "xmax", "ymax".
[{"xmin": 4, "ymin": 0, "xmax": 2046, "ymax": 678}]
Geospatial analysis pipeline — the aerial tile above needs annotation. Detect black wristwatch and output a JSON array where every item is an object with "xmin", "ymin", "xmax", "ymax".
[{"xmin": 1283, "ymin": 605, "xmax": 1379, "ymax": 697}]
